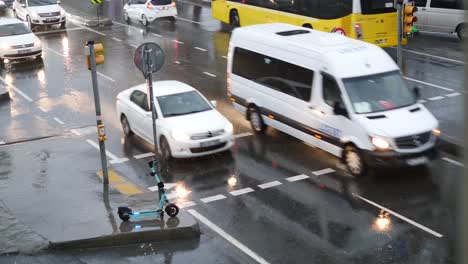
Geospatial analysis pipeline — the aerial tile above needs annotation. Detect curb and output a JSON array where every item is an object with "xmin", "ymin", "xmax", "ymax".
[
  {"xmin": 439, "ymin": 136, "xmax": 463, "ymax": 157},
  {"xmin": 66, "ymin": 13, "xmax": 112, "ymax": 27}
]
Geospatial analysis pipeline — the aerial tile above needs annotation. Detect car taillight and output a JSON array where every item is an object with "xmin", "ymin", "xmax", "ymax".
[
  {"xmin": 146, "ymin": 2, "xmax": 153, "ymax": 9},
  {"xmin": 171, "ymin": 2, "xmax": 176, "ymax": 6}
]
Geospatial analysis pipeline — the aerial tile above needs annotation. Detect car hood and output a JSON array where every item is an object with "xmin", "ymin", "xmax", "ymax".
[
  {"xmin": 0, "ymin": 33, "xmax": 38, "ymax": 46},
  {"xmin": 353, "ymin": 104, "xmax": 438, "ymax": 138},
  {"xmin": 163, "ymin": 109, "xmax": 229, "ymax": 135},
  {"xmin": 27, "ymin": 5, "xmax": 62, "ymax": 13}
]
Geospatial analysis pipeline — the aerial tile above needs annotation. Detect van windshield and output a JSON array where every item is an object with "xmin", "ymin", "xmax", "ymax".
[{"xmin": 343, "ymin": 71, "xmax": 416, "ymax": 114}]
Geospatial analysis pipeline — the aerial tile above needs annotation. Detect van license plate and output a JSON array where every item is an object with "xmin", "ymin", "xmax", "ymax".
[
  {"xmin": 18, "ymin": 49, "xmax": 31, "ymax": 54},
  {"xmin": 407, "ymin": 156, "xmax": 428, "ymax": 166},
  {"xmin": 200, "ymin": 140, "xmax": 220, "ymax": 148}
]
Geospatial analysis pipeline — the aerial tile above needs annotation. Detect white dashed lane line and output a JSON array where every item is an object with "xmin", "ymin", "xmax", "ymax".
[
  {"xmin": 174, "ymin": 61, "xmax": 181, "ymax": 64},
  {"xmin": 176, "ymin": 17, "xmax": 202, "ymax": 25},
  {"xmin": 179, "ymin": 201, "xmax": 197, "ymax": 208},
  {"xmin": 230, "ymin": 188, "xmax": 255, "ymax": 196},
  {"xmin": 0, "ymin": 77, "xmax": 33, "ymax": 102},
  {"xmin": 258, "ymin": 181, "xmax": 282, "ymax": 189},
  {"xmin": 428, "ymin": 96, "xmax": 444, "ymax": 101},
  {"xmin": 285, "ymin": 174, "xmax": 309, "ymax": 182},
  {"xmin": 53, "ymin": 117, "xmax": 65, "ymax": 125},
  {"xmin": 152, "ymin": 33, "xmax": 162, "ymax": 37},
  {"xmin": 312, "ymin": 168, "xmax": 335, "ymax": 176},
  {"xmin": 201, "ymin": 194, "xmax": 227, "ymax": 203},
  {"xmin": 130, "ymin": 44, "xmax": 138, "ymax": 48},
  {"xmin": 45, "ymin": 47, "xmax": 65, "ymax": 57},
  {"xmin": 112, "ymin": 37, "xmax": 122, "ymax": 42},
  {"xmin": 234, "ymin": 132, "xmax": 253, "ymax": 139},
  {"xmin": 194, "ymin": 47, "xmax": 207, "ymax": 52},
  {"xmin": 97, "ymin": 72, "xmax": 115, "ymax": 82},
  {"xmin": 442, "ymin": 157, "xmax": 465, "ymax": 167},
  {"xmin": 133, "ymin": 152, "xmax": 154, "ymax": 159},
  {"xmin": 446, "ymin": 92, "xmax": 462, "ymax": 97},
  {"xmin": 85, "ymin": 139, "xmax": 129, "ymax": 164},
  {"xmin": 404, "ymin": 77, "xmax": 454, "ymax": 92},
  {"xmin": 203, "ymin": 72, "xmax": 216, "ymax": 77}
]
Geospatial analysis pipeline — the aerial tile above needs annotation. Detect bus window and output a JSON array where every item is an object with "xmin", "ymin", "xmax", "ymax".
[
  {"xmin": 360, "ymin": 0, "xmax": 396, "ymax": 14},
  {"xmin": 317, "ymin": 0, "xmax": 353, "ymax": 19}
]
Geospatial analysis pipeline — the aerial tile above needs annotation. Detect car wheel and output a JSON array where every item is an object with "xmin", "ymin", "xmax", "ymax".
[
  {"xmin": 160, "ymin": 137, "xmax": 173, "ymax": 161},
  {"xmin": 343, "ymin": 145, "xmax": 365, "ymax": 177},
  {"xmin": 248, "ymin": 106, "xmax": 266, "ymax": 134},
  {"xmin": 121, "ymin": 115, "xmax": 133, "ymax": 137},
  {"xmin": 168, "ymin": 16, "xmax": 176, "ymax": 23},
  {"xmin": 141, "ymin": 14, "xmax": 149, "ymax": 27},
  {"xmin": 457, "ymin": 23, "xmax": 466, "ymax": 40},
  {"xmin": 229, "ymin": 10, "xmax": 240, "ymax": 27}
]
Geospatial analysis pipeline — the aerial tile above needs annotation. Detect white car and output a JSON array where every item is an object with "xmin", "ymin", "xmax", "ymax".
[
  {"xmin": 12, "ymin": 0, "xmax": 66, "ymax": 30},
  {"xmin": 124, "ymin": 0, "xmax": 177, "ymax": 27},
  {"xmin": 0, "ymin": 18, "xmax": 42, "ymax": 65},
  {"xmin": 116, "ymin": 81, "xmax": 235, "ymax": 160}
]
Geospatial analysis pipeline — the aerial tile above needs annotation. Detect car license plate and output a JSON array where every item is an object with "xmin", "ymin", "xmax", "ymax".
[
  {"xmin": 200, "ymin": 140, "xmax": 220, "ymax": 148},
  {"xmin": 407, "ymin": 156, "xmax": 428, "ymax": 166},
  {"xmin": 46, "ymin": 17, "xmax": 56, "ymax": 21},
  {"xmin": 18, "ymin": 49, "xmax": 31, "ymax": 54}
]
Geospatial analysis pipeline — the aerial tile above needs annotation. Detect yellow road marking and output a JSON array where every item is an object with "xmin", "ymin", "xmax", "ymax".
[
  {"xmin": 96, "ymin": 170, "xmax": 125, "ymax": 183},
  {"xmin": 114, "ymin": 183, "xmax": 143, "ymax": 195}
]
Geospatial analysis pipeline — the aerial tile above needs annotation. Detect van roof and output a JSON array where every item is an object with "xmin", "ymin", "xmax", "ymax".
[{"xmin": 231, "ymin": 23, "xmax": 399, "ymax": 78}]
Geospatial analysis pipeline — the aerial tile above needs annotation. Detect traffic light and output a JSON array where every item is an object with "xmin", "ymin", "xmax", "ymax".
[
  {"xmin": 85, "ymin": 42, "xmax": 105, "ymax": 70},
  {"xmin": 403, "ymin": 3, "xmax": 418, "ymax": 36}
]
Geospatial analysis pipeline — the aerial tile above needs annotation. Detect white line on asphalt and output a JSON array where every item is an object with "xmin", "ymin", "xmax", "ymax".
[
  {"xmin": 152, "ymin": 33, "xmax": 162, "ymax": 37},
  {"xmin": 148, "ymin": 183, "xmax": 176, "ymax": 192},
  {"xmin": 45, "ymin": 47, "xmax": 65, "ymax": 57},
  {"xmin": 234, "ymin": 132, "xmax": 253, "ymax": 139},
  {"xmin": 230, "ymin": 188, "xmax": 255, "ymax": 196},
  {"xmin": 112, "ymin": 37, "xmax": 122, "ymax": 42},
  {"xmin": 0, "ymin": 141, "xmax": 5, "ymax": 145},
  {"xmin": 38, "ymin": 106, "xmax": 47, "ymax": 112},
  {"xmin": 188, "ymin": 209, "xmax": 270, "ymax": 264},
  {"xmin": 403, "ymin": 77, "xmax": 454, "ymax": 92},
  {"xmin": 312, "ymin": 168, "xmax": 335, "ymax": 176},
  {"xmin": 179, "ymin": 201, "xmax": 197, "ymax": 209},
  {"xmin": 113, "ymin": 21, "xmax": 144, "ymax": 31},
  {"xmin": 442, "ymin": 157, "xmax": 465, "ymax": 167},
  {"xmin": 428, "ymin": 96, "xmax": 444, "ymax": 101},
  {"xmin": 176, "ymin": 17, "xmax": 202, "ymax": 24},
  {"xmin": 258, "ymin": 181, "xmax": 282, "ymax": 189},
  {"xmin": 172, "ymin": 40, "xmax": 184, "ymax": 44},
  {"xmin": 110, "ymin": 158, "xmax": 130, "ymax": 164},
  {"xmin": 35, "ymin": 27, "xmax": 85, "ymax": 35},
  {"xmin": 97, "ymin": 72, "xmax": 115, "ymax": 82},
  {"xmin": 446, "ymin": 92, "xmax": 462, "ymax": 97},
  {"xmin": 201, "ymin": 194, "xmax": 227, "ymax": 203},
  {"xmin": 285, "ymin": 174, "xmax": 309, "ymax": 182},
  {"xmin": 0, "ymin": 77, "xmax": 33, "ymax": 102},
  {"xmin": 130, "ymin": 44, "xmax": 138, "ymax": 48},
  {"xmin": 194, "ymin": 47, "xmax": 207, "ymax": 52},
  {"xmin": 418, "ymin": 99, "xmax": 427, "ymax": 103},
  {"xmin": 53, "ymin": 117, "xmax": 65, "ymax": 125},
  {"xmin": 354, "ymin": 194, "xmax": 443, "ymax": 238},
  {"xmin": 222, "ymin": 55, "xmax": 228, "ymax": 59},
  {"xmin": 85, "ymin": 139, "xmax": 127, "ymax": 163},
  {"xmin": 203, "ymin": 72, "xmax": 216, "ymax": 77},
  {"xmin": 80, "ymin": 25, "xmax": 106, "ymax": 36},
  {"xmin": 395, "ymin": 47, "xmax": 465, "ymax": 65},
  {"xmin": 174, "ymin": 61, "xmax": 181, "ymax": 64},
  {"xmin": 70, "ymin": 129, "xmax": 81, "ymax": 136},
  {"xmin": 133, "ymin": 152, "xmax": 154, "ymax": 159}
]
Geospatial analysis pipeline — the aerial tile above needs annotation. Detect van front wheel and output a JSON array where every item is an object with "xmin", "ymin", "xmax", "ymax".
[
  {"xmin": 344, "ymin": 145, "xmax": 365, "ymax": 177},
  {"xmin": 248, "ymin": 107, "xmax": 266, "ymax": 134}
]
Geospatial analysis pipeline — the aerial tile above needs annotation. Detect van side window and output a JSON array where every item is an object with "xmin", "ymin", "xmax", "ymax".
[
  {"xmin": 322, "ymin": 74, "xmax": 343, "ymax": 106},
  {"xmin": 232, "ymin": 47, "xmax": 313, "ymax": 102},
  {"xmin": 414, "ymin": 0, "xmax": 427, "ymax": 6},
  {"xmin": 431, "ymin": 0, "xmax": 463, "ymax": 9}
]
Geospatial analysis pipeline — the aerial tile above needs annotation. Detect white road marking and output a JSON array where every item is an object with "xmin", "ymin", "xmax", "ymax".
[
  {"xmin": 97, "ymin": 72, "xmax": 115, "ymax": 82},
  {"xmin": 176, "ymin": 17, "xmax": 202, "ymax": 24},
  {"xmin": 354, "ymin": 194, "xmax": 443, "ymax": 238},
  {"xmin": 234, "ymin": 132, "xmax": 253, "ymax": 139},
  {"xmin": 398, "ymin": 47, "xmax": 465, "ymax": 65},
  {"xmin": 109, "ymin": 158, "xmax": 130, "ymax": 164},
  {"xmin": 201, "ymin": 194, "xmax": 227, "ymax": 203},
  {"xmin": 203, "ymin": 72, "xmax": 216, "ymax": 77},
  {"xmin": 222, "ymin": 55, "xmax": 228, "ymax": 59},
  {"xmin": 258, "ymin": 181, "xmax": 282, "ymax": 189},
  {"xmin": 428, "ymin": 96, "xmax": 444, "ymax": 101},
  {"xmin": 70, "ymin": 126, "xmax": 96, "ymax": 136},
  {"xmin": 35, "ymin": 27, "xmax": 85, "ymax": 35},
  {"xmin": 148, "ymin": 183, "xmax": 177, "ymax": 191},
  {"xmin": 0, "ymin": 77, "xmax": 33, "ymax": 102},
  {"xmin": 172, "ymin": 40, "xmax": 184, "ymax": 44},
  {"xmin": 286, "ymin": 174, "xmax": 309, "ymax": 182},
  {"xmin": 404, "ymin": 77, "xmax": 454, "ymax": 92},
  {"xmin": 418, "ymin": 99, "xmax": 427, "ymax": 103},
  {"xmin": 130, "ymin": 44, "xmax": 138, "ymax": 48},
  {"xmin": 152, "ymin": 33, "xmax": 162, "ymax": 37},
  {"xmin": 174, "ymin": 61, "xmax": 181, "ymax": 64},
  {"xmin": 71, "ymin": 129, "xmax": 81, "ymax": 136},
  {"xmin": 85, "ymin": 139, "xmax": 127, "ymax": 163},
  {"xmin": 79, "ymin": 25, "xmax": 107, "ymax": 36},
  {"xmin": 38, "ymin": 106, "xmax": 47, "ymax": 112},
  {"xmin": 188, "ymin": 209, "xmax": 270, "ymax": 264},
  {"xmin": 45, "ymin": 47, "xmax": 65, "ymax": 57},
  {"xmin": 442, "ymin": 157, "xmax": 465, "ymax": 167},
  {"xmin": 113, "ymin": 21, "xmax": 142, "ymax": 31},
  {"xmin": 230, "ymin": 187, "xmax": 254, "ymax": 196},
  {"xmin": 53, "ymin": 117, "xmax": 65, "ymax": 125},
  {"xmin": 112, "ymin": 37, "xmax": 122, "ymax": 42},
  {"xmin": 194, "ymin": 47, "xmax": 207, "ymax": 52},
  {"xmin": 312, "ymin": 168, "xmax": 335, "ymax": 176},
  {"xmin": 133, "ymin": 152, "xmax": 154, "ymax": 159},
  {"xmin": 0, "ymin": 141, "xmax": 5, "ymax": 145},
  {"xmin": 445, "ymin": 92, "xmax": 462, "ymax": 97},
  {"xmin": 179, "ymin": 201, "xmax": 197, "ymax": 209}
]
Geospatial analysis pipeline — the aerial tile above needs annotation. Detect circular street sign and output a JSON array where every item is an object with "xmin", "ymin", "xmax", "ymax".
[{"xmin": 134, "ymin": 42, "xmax": 165, "ymax": 77}]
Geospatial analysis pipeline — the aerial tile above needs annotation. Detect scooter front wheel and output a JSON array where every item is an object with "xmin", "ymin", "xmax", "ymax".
[{"xmin": 165, "ymin": 203, "xmax": 179, "ymax": 217}]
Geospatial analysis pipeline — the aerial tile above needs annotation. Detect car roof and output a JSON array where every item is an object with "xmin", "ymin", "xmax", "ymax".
[
  {"xmin": 0, "ymin": 18, "xmax": 24, "ymax": 26},
  {"xmin": 132, "ymin": 80, "xmax": 196, "ymax": 97}
]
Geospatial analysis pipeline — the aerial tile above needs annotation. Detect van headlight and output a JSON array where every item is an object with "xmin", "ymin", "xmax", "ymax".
[
  {"xmin": 30, "ymin": 12, "xmax": 39, "ymax": 18},
  {"xmin": 224, "ymin": 122, "xmax": 233, "ymax": 134},
  {"xmin": 172, "ymin": 130, "xmax": 189, "ymax": 141},
  {"xmin": 432, "ymin": 128, "xmax": 441, "ymax": 136},
  {"xmin": 34, "ymin": 40, "xmax": 41, "ymax": 48},
  {"xmin": 371, "ymin": 136, "xmax": 390, "ymax": 150},
  {"xmin": 60, "ymin": 9, "xmax": 66, "ymax": 16}
]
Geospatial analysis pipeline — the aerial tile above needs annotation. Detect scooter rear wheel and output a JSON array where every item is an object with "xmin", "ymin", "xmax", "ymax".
[
  {"xmin": 118, "ymin": 206, "xmax": 132, "ymax": 221},
  {"xmin": 165, "ymin": 203, "xmax": 179, "ymax": 217}
]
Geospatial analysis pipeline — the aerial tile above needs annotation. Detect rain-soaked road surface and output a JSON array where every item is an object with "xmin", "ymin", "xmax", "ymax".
[{"xmin": 0, "ymin": 1, "xmax": 464, "ymax": 263}]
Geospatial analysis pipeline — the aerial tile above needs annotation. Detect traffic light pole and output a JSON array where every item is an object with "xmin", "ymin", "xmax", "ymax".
[
  {"xmin": 144, "ymin": 48, "xmax": 159, "ymax": 156},
  {"xmin": 87, "ymin": 40, "xmax": 109, "ymax": 185},
  {"xmin": 396, "ymin": 0, "xmax": 403, "ymax": 69}
]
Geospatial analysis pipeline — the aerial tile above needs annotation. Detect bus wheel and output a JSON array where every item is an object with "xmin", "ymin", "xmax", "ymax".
[
  {"xmin": 230, "ymin": 10, "xmax": 240, "ymax": 27},
  {"xmin": 302, "ymin": 23, "xmax": 313, "ymax": 29}
]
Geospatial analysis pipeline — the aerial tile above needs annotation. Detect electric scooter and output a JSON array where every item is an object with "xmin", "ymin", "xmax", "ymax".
[{"xmin": 117, "ymin": 158, "xmax": 179, "ymax": 221}]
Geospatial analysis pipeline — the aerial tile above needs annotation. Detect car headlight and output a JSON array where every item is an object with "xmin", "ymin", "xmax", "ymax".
[
  {"xmin": 172, "ymin": 130, "xmax": 190, "ymax": 141},
  {"xmin": 34, "ymin": 40, "xmax": 41, "ymax": 48},
  {"xmin": 60, "ymin": 9, "xmax": 65, "ymax": 16},
  {"xmin": 432, "ymin": 128, "xmax": 441, "ymax": 136},
  {"xmin": 371, "ymin": 136, "xmax": 390, "ymax": 150},
  {"xmin": 31, "ymin": 12, "xmax": 39, "ymax": 18},
  {"xmin": 0, "ymin": 43, "xmax": 10, "ymax": 51},
  {"xmin": 224, "ymin": 122, "xmax": 233, "ymax": 134}
]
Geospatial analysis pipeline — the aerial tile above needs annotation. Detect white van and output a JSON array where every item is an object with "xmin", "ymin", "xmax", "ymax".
[
  {"xmin": 413, "ymin": 0, "xmax": 466, "ymax": 39},
  {"xmin": 227, "ymin": 23, "xmax": 440, "ymax": 177}
]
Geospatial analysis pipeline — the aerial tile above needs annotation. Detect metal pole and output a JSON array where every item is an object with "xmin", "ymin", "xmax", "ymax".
[
  {"xmin": 87, "ymin": 40, "xmax": 109, "ymax": 185},
  {"xmin": 396, "ymin": 0, "xmax": 403, "ymax": 69},
  {"xmin": 144, "ymin": 48, "xmax": 159, "ymax": 155}
]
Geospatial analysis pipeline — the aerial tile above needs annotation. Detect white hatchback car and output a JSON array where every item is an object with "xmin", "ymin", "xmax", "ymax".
[
  {"xmin": 12, "ymin": 0, "xmax": 66, "ymax": 30},
  {"xmin": 0, "ymin": 18, "xmax": 42, "ymax": 65},
  {"xmin": 124, "ymin": 0, "xmax": 177, "ymax": 26},
  {"xmin": 116, "ymin": 81, "xmax": 235, "ymax": 160}
]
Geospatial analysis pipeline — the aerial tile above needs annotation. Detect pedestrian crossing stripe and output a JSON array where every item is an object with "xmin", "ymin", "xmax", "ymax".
[{"xmin": 91, "ymin": 0, "xmax": 102, "ymax": 4}]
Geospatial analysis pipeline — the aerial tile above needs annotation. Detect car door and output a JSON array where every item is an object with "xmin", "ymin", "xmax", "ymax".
[
  {"xmin": 414, "ymin": 0, "xmax": 429, "ymax": 31},
  {"xmin": 426, "ymin": 0, "xmax": 461, "ymax": 33},
  {"xmin": 136, "ymin": 0, "xmax": 147, "ymax": 19},
  {"xmin": 139, "ymin": 92, "xmax": 161, "ymax": 144},
  {"xmin": 128, "ymin": 90, "xmax": 150, "ymax": 138}
]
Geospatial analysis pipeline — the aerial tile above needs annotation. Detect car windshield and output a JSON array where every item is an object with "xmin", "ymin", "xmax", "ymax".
[
  {"xmin": 343, "ymin": 71, "xmax": 416, "ymax": 114},
  {"xmin": 157, "ymin": 91, "xmax": 212, "ymax": 118},
  {"xmin": 0, "ymin": 23, "xmax": 31, "ymax": 37},
  {"xmin": 28, "ymin": 0, "xmax": 57, "ymax": 6}
]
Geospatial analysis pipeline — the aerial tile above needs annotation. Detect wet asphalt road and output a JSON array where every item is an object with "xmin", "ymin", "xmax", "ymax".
[{"xmin": 0, "ymin": 2, "xmax": 465, "ymax": 263}]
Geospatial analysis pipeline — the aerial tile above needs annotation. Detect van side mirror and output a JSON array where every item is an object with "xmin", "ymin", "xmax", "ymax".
[
  {"xmin": 413, "ymin": 86, "xmax": 421, "ymax": 100},
  {"xmin": 21, "ymin": 3, "xmax": 26, "ymax": 7},
  {"xmin": 211, "ymin": 100, "xmax": 217, "ymax": 108},
  {"xmin": 333, "ymin": 101, "xmax": 348, "ymax": 118},
  {"xmin": 56, "ymin": 0, "xmax": 61, "ymax": 4}
]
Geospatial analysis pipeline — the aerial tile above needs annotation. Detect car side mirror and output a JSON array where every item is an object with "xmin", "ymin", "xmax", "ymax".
[
  {"xmin": 413, "ymin": 86, "xmax": 421, "ymax": 100},
  {"xmin": 21, "ymin": 3, "xmax": 26, "ymax": 7},
  {"xmin": 333, "ymin": 101, "xmax": 348, "ymax": 118},
  {"xmin": 210, "ymin": 100, "xmax": 217, "ymax": 108}
]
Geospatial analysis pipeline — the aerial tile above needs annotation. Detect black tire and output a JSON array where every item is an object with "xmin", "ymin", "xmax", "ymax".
[
  {"xmin": 124, "ymin": 11, "xmax": 130, "ymax": 23},
  {"xmin": 141, "ymin": 14, "xmax": 149, "ymax": 27},
  {"xmin": 229, "ymin": 10, "xmax": 240, "ymax": 27},
  {"xmin": 165, "ymin": 203, "xmax": 179, "ymax": 217},
  {"xmin": 302, "ymin": 23, "xmax": 312, "ymax": 29},
  {"xmin": 168, "ymin": 16, "xmax": 176, "ymax": 23},
  {"xmin": 13, "ymin": 10, "xmax": 17, "ymax": 18},
  {"xmin": 457, "ymin": 23, "xmax": 466, "ymax": 40},
  {"xmin": 121, "ymin": 115, "xmax": 133, "ymax": 137},
  {"xmin": 59, "ymin": 21, "xmax": 66, "ymax": 29},
  {"xmin": 343, "ymin": 145, "xmax": 365, "ymax": 177},
  {"xmin": 118, "ymin": 206, "xmax": 132, "ymax": 221},
  {"xmin": 248, "ymin": 106, "xmax": 266, "ymax": 134},
  {"xmin": 160, "ymin": 137, "xmax": 173, "ymax": 161}
]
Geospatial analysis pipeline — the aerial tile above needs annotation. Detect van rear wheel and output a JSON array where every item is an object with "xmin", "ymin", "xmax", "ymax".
[
  {"xmin": 248, "ymin": 107, "xmax": 266, "ymax": 134},
  {"xmin": 457, "ymin": 23, "xmax": 466, "ymax": 40},
  {"xmin": 229, "ymin": 10, "xmax": 240, "ymax": 27},
  {"xmin": 344, "ymin": 145, "xmax": 365, "ymax": 177}
]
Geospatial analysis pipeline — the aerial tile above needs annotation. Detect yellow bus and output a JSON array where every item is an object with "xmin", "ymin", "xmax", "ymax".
[{"xmin": 212, "ymin": 0, "xmax": 401, "ymax": 47}]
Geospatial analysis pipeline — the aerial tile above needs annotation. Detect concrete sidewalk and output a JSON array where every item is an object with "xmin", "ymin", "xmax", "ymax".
[
  {"xmin": 0, "ymin": 136, "xmax": 199, "ymax": 255},
  {"xmin": 61, "ymin": 0, "xmax": 114, "ymax": 26}
]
